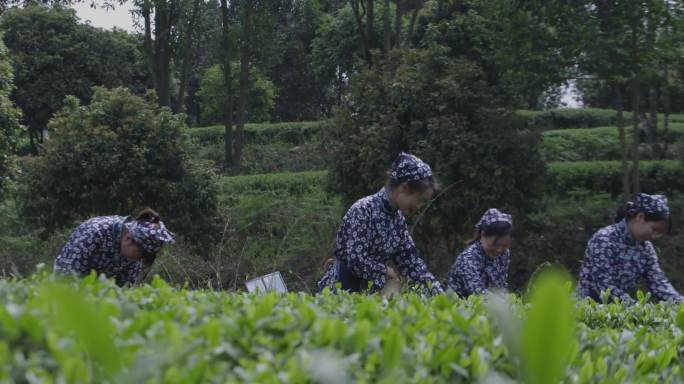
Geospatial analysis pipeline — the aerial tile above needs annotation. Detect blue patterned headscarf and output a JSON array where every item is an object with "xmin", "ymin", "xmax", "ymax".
[
  {"xmin": 389, "ymin": 152, "xmax": 433, "ymax": 183},
  {"xmin": 629, "ymin": 193, "xmax": 670, "ymax": 218},
  {"xmin": 125, "ymin": 220, "xmax": 176, "ymax": 254},
  {"xmin": 476, "ymin": 208, "xmax": 513, "ymax": 230}
]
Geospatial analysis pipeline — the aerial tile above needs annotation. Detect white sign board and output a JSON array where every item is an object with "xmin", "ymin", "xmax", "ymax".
[{"xmin": 245, "ymin": 271, "xmax": 288, "ymax": 294}]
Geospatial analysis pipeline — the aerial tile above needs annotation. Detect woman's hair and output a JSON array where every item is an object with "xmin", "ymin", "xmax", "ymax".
[
  {"xmin": 615, "ymin": 202, "xmax": 672, "ymax": 232},
  {"xmin": 385, "ymin": 171, "xmax": 439, "ymax": 194},
  {"xmin": 135, "ymin": 207, "xmax": 162, "ymax": 266},
  {"xmin": 465, "ymin": 221, "xmax": 513, "ymax": 245},
  {"xmin": 136, "ymin": 207, "xmax": 161, "ymax": 224}
]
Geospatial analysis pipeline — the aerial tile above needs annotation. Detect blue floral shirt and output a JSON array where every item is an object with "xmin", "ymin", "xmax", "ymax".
[
  {"xmin": 447, "ymin": 241, "xmax": 510, "ymax": 297},
  {"xmin": 318, "ymin": 188, "xmax": 443, "ymax": 295},
  {"xmin": 578, "ymin": 219, "xmax": 683, "ymax": 303},
  {"xmin": 53, "ymin": 216, "xmax": 143, "ymax": 286}
]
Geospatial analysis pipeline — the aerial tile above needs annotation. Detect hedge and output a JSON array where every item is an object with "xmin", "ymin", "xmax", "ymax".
[
  {"xmin": 187, "ymin": 121, "xmax": 323, "ymax": 145},
  {"xmin": 547, "ymin": 160, "xmax": 684, "ymax": 197},
  {"xmin": 541, "ymin": 123, "xmax": 684, "ymax": 162},
  {"xmin": 219, "ymin": 170, "xmax": 327, "ymax": 196},
  {"xmin": 516, "ymin": 108, "xmax": 684, "ymax": 130},
  {"xmin": 218, "ymin": 162, "xmax": 684, "ymax": 200}
]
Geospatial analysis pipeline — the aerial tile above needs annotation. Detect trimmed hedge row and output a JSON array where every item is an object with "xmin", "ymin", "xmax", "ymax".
[
  {"xmin": 219, "ymin": 170, "xmax": 327, "ymax": 196},
  {"xmin": 219, "ymin": 162, "xmax": 684, "ymax": 202},
  {"xmin": 547, "ymin": 160, "xmax": 684, "ymax": 197},
  {"xmin": 516, "ymin": 108, "xmax": 684, "ymax": 130},
  {"xmin": 187, "ymin": 121, "xmax": 323, "ymax": 145},
  {"xmin": 541, "ymin": 123, "xmax": 684, "ymax": 162},
  {"xmin": 517, "ymin": 108, "xmax": 622, "ymax": 130},
  {"xmin": 218, "ymin": 162, "xmax": 684, "ymax": 200}
]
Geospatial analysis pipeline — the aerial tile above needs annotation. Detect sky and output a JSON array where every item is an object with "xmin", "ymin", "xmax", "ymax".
[{"xmin": 71, "ymin": 1, "xmax": 137, "ymax": 32}]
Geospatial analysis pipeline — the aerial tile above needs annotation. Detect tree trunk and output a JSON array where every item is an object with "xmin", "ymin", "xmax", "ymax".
[
  {"xmin": 648, "ymin": 86, "xmax": 662, "ymax": 157},
  {"xmin": 142, "ymin": 4, "xmax": 157, "ymax": 92},
  {"xmin": 28, "ymin": 129, "xmax": 36, "ymax": 155},
  {"xmin": 366, "ymin": 0, "xmax": 373, "ymax": 51},
  {"xmin": 631, "ymin": 78, "xmax": 641, "ymax": 194},
  {"xmin": 616, "ymin": 86, "xmax": 630, "ymax": 203},
  {"xmin": 393, "ymin": 0, "xmax": 402, "ymax": 48},
  {"xmin": 154, "ymin": 4, "xmax": 172, "ymax": 107},
  {"xmin": 630, "ymin": 16, "xmax": 640, "ymax": 194},
  {"xmin": 175, "ymin": 0, "xmax": 202, "ymax": 113},
  {"xmin": 663, "ymin": 64, "xmax": 670, "ymax": 152},
  {"xmin": 349, "ymin": 0, "xmax": 372, "ymax": 67},
  {"xmin": 233, "ymin": 0, "xmax": 252, "ymax": 175},
  {"xmin": 337, "ymin": 67, "xmax": 343, "ymax": 107},
  {"xmin": 220, "ymin": 0, "xmax": 233, "ymax": 172},
  {"xmin": 383, "ymin": 0, "xmax": 390, "ymax": 56},
  {"xmin": 527, "ymin": 93, "xmax": 538, "ymax": 110},
  {"xmin": 405, "ymin": 0, "xmax": 421, "ymax": 47}
]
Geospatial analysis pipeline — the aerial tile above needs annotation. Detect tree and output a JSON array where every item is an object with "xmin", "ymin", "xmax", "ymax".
[
  {"xmin": 577, "ymin": 1, "xmax": 684, "ymax": 199},
  {"xmin": 195, "ymin": 63, "xmax": 276, "ymax": 125},
  {"xmin": 348, "ymin": 0, "xmax": 374, "ymax": 66},
  {"xmin": 233, "ymin": 0, "xmax": 254, "ymax": 174},
  {"xmin": 490, "ymin": 0, "xmax": 585, "ymax": 109},
  {"xmin": 1, "ymin": 6, "xmax": 150, "ymax": 150},
  {"xmin": 267, "ymin": 0, "xmax": 331, "ymax": 121},
  {"xmin": 16, "ymin": 87, "xmax": 220, "ymax": 245},
  {"xmin": 0, "ymin": 0, "xmax": 72, "ymax": 14},
  {"xmin": 324, "ymin": 47, "xmax": 546, "ymax": 271},
  {"xmin": 219, "ymin": 0, "xmax": 235, "ymax": 172},
  {"xmin": 0, "ymin": 35, "xmax": 21, "ymax": 197},
  {"xmin": 174, "ymin": 0, "xmax": 204, "ymax": 114},
  {"xmin": 577, "ymin": 1, "xmax": 636, "ymax": 202},
  {"xmin": 217, "ymin": 0, "xmax": 278, "ymax": 174},
  {"xmin": 346, "ymin": 0, "xmax": 424, "ymax": 67},
  {"xmin": 311, "ymin": 6, "xmax": 361, "ymax": 108},
  {"xmin": 134, "ymin": 0, "xmax": 187, "ymax": 107}
]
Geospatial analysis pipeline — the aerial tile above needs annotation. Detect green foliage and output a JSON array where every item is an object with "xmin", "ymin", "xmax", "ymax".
[
  {"xmin": 311, "ymin": 5, "xmax": 361, "ymax": 105},
  {"xmin": 0, "ymin": 276, "xmax": 681, "ymax": 382},
  {"xmin": 476, "ymin": 0, "xmax": 586, "ymax": 109},
  {"xmin": 521, "ymin": 269, "xmax": 577, "ymax": 384},
  {"xmin": 187, "ymin": 121, "xmax": 322, "ymax": 145},
  {"xmin": 219, "ymin": 170, "xmax": 327, "ymax": 196},
  {"xmin": 0, "ymin": 34, "xmax": 21, "ymax": 197},
  {"xmin": 325, "ymin": 47, "xmax": 547, "ymax": 240},
  {"xmin": 194, "ymin": 141, "xmax": 325, "ymax": 174},
  {"xmin": 0, "ymin": 199, "xmax": 52, "ymax": 277},
  {"xmin": 542, "ymin": 126, "xmax": 626, "ymax": 162},
  {"xmin": 15, "ymin": 87, "xmax": 220, "ymax": 246},
  {"xmin": 268, "ymin": 0, "xmax": 331, "ymax": 121},
  {"xmin": 186, "ymin": 121, "xmax": 326, "ymax": 174},
  {"xmin": 36, "ymin": 281, "xmax": 122, "ymax": 378},
  {"xmin": 239, "ymin": 142, "xmax": 327, "ymax": 174},
  {"xmin": 547, "ymin": 160, "xmax": 684, "ymax": 197},
  {"xmin": 542, "ymin": 123, "xmax": 684, "ymax": 162},
  {"xmin": 173, "ymin": 171, "xmax": 341, "ymax": 292},
  {"xmin": 516, "ymin": 108, "xmax": 684, "ymax": 132},
  {"xmin": 195, "ymin": 64, "xmax": 277, "ymax": 125},
  {"xmin": 0, "ymin": 6, "xmax": 150, "ymax": 138},
  {"xmin": 526, "ymin": 108, "xmax": 624, "ymax": 130}
]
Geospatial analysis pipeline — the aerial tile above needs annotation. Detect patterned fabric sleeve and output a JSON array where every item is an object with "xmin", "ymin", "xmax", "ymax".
[
  {"xmin": 117, "ymin": 262, "xmax": 144, "ymax": 286},
  {"xmin": 583, "ymin": 235, "xmax": 634, "ymax": 304},
  {"xmin": 341, "ymin": 207, "xmax": 389, "ymax": 289},
  {"xmin": 450, "ymin": 248, "xmax": 487, "ymax": 296},
  {"xmin": 494, "ymin": 251, "xmax": 511, "ymax": 290},
  {"xmin": 393, "ymin": 219, "xmax": 443, "ymax": 295},
  {"xmin": 317, "ymin": 261, "xmax": 340, "ymax": 293},
  {"xmin": 54, "ymin": 222, "xmax": 104, "ymax": 277},
  {"xmin": 642, "ymin": 242, "xmax": 684, "ymax": 303}
]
